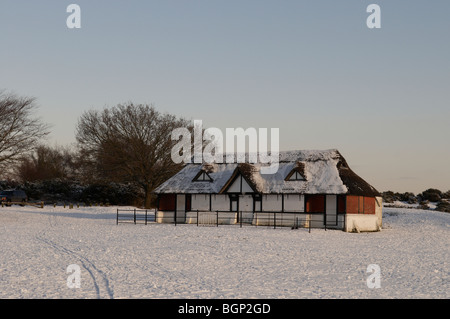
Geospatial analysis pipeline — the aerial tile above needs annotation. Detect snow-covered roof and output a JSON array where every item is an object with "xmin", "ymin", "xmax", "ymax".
[{"xmin": 153, "ymin": 149, "xmax": 380, "ymax": 196}]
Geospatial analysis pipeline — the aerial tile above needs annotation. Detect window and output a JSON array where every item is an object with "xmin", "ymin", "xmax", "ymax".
[
  {"xmin": 285, "ymin": 168, "xmax": 306, "ymax": 181},
  {"xmin": 229, "ymin": 194, "xmax": 239, "ymax": 212},
  {"xmin": 346, "ymin": 196, "xmax": 376, "ymax": 214},
  {"xmin": 288, "ymin": 171, "xmax": 305, "ymax": 181},
  {"xmin": 193, "ymin": 171, "xmax": 213, "ymax": 182},
  {"xmin": 364, "ymin": 197, "xmax": 375, "ymax": 214},
  {"xmin": 346, "ymin": 195, "xmax": 360, "ymax": 214},
  {"xmin": 158, "ymin": 194, "xmax": 176, "ymax": 211},
  {"xmin": 185, "ymin": 194, "xmax": 192, "ymax": 211},
  {"xmin": 337, "ymin": 195, "xmax": 346, "ymax": 213},
  {"xmin": 305, "ymin": 195, "xmax": 325, "ymax": 213}
]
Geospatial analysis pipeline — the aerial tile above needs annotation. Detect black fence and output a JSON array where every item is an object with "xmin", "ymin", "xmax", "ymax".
[
  {"xmin": 116, "ymin": 209, "xmax": 345, "ymax": 231},
  {"xmin": 116, "ymin": 208, "xmax": 155, "ymax": 225}
]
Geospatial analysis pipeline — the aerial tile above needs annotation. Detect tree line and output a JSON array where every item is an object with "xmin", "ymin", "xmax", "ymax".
[
  {"xmin": 0, "ymin": 90, "xmax": 192, "ymax": 208},
  {"xmin": 382, "ymin": 189, "xmax": 450, "ymax": 213}
]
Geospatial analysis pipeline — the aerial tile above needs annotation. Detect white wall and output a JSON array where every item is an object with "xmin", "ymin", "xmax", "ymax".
[
  {"xmin": 262, "ymin": 194, "xmax": 305, "ymax": 212},
  {"xmin": 177, "ymin": 194, "xmax": 185, "ymax": 212},
  {"xmin": 253, "ymin": 212, "xmax": 322, "ymax": 228},
  {"xmin": 211, "ymin": 195, "xmax": 229, "ymax": 211},
  {"xmin": 345, "ymin": 214, "xmax": 380, "ymax": 232},
  {"xmin": 262, "ymin": 195, "xmax": 282, "ymax": 211},
  {"xmin": 185, "ymin": 211, "xmax": 237, "ymax": 225},
  {"xmin": 284, "ymin": 194, "xmax": 305, "ymax": 212},
  {"xmin": 240, "ymin": 195, "xmax": 253, "ymax": 212},
  {"xmin": 191, "ymin": 194, "xmax": 311, "ymax": 213},
  {"xmin": 156, "ymin": 211, "xmax": 185, "ymax": 224},
  {"xmin": 192, "ymin": 194, "xmax": 210, "ymax": 211},
  {"xmin": 375, "ymin": 196, "xmax": 383, "ymax": 228},
  {"xmin": 227, "ymin": 176, "xmax": 253, "ymax": 193},
  {"xmin": 191, "ymin": 194, "xmax": 230, "ymax": 211}
]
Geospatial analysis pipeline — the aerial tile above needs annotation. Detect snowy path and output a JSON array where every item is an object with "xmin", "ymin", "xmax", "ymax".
[{"xmin": 0, "ymin": 205, "xmax": 448, "ymax": 298}]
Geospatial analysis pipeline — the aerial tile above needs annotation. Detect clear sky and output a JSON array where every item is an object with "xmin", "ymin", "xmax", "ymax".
[{"xmin": 1, "ymin": 0, "xmax": 449, "ymax": 194}]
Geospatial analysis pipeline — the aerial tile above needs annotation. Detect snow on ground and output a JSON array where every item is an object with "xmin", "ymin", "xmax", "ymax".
[{"xmin": 0, "ymin": 205, "xmax": 448, "ymax": 299}]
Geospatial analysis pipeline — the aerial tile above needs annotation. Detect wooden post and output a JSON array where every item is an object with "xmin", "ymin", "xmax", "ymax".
[
  {"xmin": 134, "ymin": 208, "xmax": 136, "ymax": 224},
  {"xmin": 116, "ymin": 208, "xmax": 119, "ymax": 225},
  {"xmin": 216, "ymin": 210, "xmax": 219, "ymax": 227}
]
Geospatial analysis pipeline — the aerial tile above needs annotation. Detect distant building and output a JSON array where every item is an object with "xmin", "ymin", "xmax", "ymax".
[{"xmin": 153, "ymin": 149, "xmax": 382, "ymax": 232}]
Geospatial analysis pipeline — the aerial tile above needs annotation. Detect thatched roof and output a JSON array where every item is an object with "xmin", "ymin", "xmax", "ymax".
[
  {"xmin": 335, "ymin": 152, "xmax": 380, "ymax": 197},
  {"xmin": 153, "ymin": 149, "xmax": 380, "ymax": 197}
]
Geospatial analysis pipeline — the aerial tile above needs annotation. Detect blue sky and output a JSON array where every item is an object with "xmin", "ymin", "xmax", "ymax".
[{"xmin": 1, "ymin": 0, "xmax": 449, "ymax": 194}]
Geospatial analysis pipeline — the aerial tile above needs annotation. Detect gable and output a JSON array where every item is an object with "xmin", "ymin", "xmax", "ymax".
[
  {"xmin": 218, "ymin": 163, "xmax": 264, "ymax": 194},
  {"xmin": 226, "ymin": 174, "xmax": 255, "ymax": 193}
]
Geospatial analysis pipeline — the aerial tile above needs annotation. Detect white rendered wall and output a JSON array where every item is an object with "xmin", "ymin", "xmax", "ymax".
[
  {"xmin": 186, "ymin": 211, "xmax": 237, "ymax": 225},
  {"xmin": 177, "ymin": 194, "xmax": 185, "ymax": 212},
  {"xmin": 284, "ymin": 194, "xmax": 305, "ymax": 212},
  {"xmin": 375, "ymin": 196, "xmax": 383, "ymax": 228},
  {"xmin": 345, "ymin": 214, "xmax": 380, "ymax": 232},
  {"xmin": 227, "ymin": 176, "xmax": 253, "ymax": 194},
  {"xmin": 240, "ymin": 195, "xmax": 253, "ymax": 212},
  {"xmin": 262, "ymin": 195, "xmax": 282, "ymax": 211},
  {"xmin": 211, "ymin": 195, "xmax": 229, "ymax": 211},
  {"xmin": 191, "ymin": 194, "xmax": 210, "ymax": 211},
  {"xmin": 190, "ymin": 194, "xmax": 230, "ymax": 211}
]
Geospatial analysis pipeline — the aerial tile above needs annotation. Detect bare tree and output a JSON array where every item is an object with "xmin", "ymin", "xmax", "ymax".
[
  {"xmin": 76, "ymin": 103, "xmax": 192, "ymax": 208},
  {"xmin": 0, "ymin": 91, "xmax": 50, "ymax": 172},
  {"xmin": 15, "ymin": 144, "xmax": 77, "ymax": 182}
]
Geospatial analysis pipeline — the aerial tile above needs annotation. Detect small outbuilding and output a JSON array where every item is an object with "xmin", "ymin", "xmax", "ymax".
[{"xmin": 153, "ymin": 149, "xmax": 382, "ymax": 232}]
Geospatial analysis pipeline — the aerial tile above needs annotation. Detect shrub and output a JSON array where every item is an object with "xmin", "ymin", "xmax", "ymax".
[
  {"xmin": 399, "ymin": 192, "xmax": 417, "ymax": 204},
  {"xmin": 442, "ymin": 190, "xmax": 450, "ymax": 199},
  {"xmin": 435, "ymin": 200, "xmax": 450, "ymax": 213},
  {"xmin": 77, "ymin": 182, "xmax": 142, "ymax": 206},
  {"xmin": 420, "ymin": 188, "xmax": 442, "ymax": 202},
  {"xmin": 382, "ymin": 191, "xmax": 398, "ymax": 203},
  {"xmin": 419, "ymin": 201, "xmax": 430, "ymax": 210}
]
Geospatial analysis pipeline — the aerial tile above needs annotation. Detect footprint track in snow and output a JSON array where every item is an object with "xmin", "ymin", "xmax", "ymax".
[{"xmin": 35, "ymin": 212, "xmax": 114, "ymax": 299}]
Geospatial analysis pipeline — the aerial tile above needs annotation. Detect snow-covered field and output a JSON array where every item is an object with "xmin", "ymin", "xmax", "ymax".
[{"xmin": 0, "ymin": 205, "xmax": 448, "ymax": 299}]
